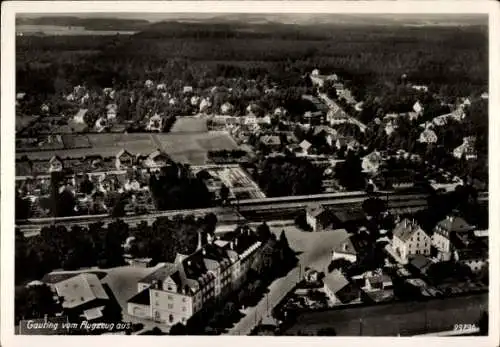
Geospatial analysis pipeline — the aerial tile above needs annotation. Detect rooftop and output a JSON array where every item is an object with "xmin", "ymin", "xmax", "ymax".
[{"xmin": 53, "ymin": 273, "xmax": 109, "ymax": 309}]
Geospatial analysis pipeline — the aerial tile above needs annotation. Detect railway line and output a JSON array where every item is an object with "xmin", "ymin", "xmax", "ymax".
[{"xmin": 16, "ymin": 190, "xmax": 488, "ymax": 236}]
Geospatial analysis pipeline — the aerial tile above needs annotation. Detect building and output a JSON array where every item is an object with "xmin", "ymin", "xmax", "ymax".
[
  {"xmin": 127, "ymin": 226, "xmax": 263, "ymax": 326},
  {"xmin": 453, "ymin": 137, "xmax": 477, "ymax": 160},
  {"xmin": 432, "ymin": 215, "xmax": 474, "ymax": 261},
  {"xmin": 115, "ymin": 149, "xmax": 135, "ymax": 170},
  {"xmin": 306, "ymin": 205, "xmax": 331, "ymax": 232},
  {"xmin": 48, "ymin": 155, "xmax": 64, "ymax": 173},
  {"xmin": 299, "ymin": 139, "xmax": 313, "ymax": 155},
  {"xmin": 323, "ymin": 269, "xmax": 360, "ymax": 305},
  {"xmin": 332, "ymin": 233, "xmax": 358, "ymax": 263},
  {"xmin": 362, "ymin": 151, "xmax": 383, "ymax": 175},
  {"xmin": 144, "ymin": 150, "xmax": 171, "ymax": 171},
  {"xmin": 413, "ymin": 101, "xmax": 424, "ymax": 114},
  {"xmin": 418, "ymin": 129, "xmax": 438, "ymax": 144},
  {"xmin": 52, "ymin": 273, "xmax": 109, "ymax": 321},
  {"xmin": 220, "ymin": 102, "xmax": 234, "ymax": 115},
  {"xmin": 147, "ymin": 114, "xmax": 164, "ymax": 132},
  {"xmin": 454, "ymin": 248, "xmax": 488, "ymax": 274},
  {"xmin": 259, "ymin": 135, "xmax": 282, "ymax": 150},
  {"xmin": 392, "ymin": 219, "xmax": 431, "ymax": 263}
]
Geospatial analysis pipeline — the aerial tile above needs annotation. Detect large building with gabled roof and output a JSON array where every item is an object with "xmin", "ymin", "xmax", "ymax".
[{"xmin": 127, "ymin": 225, "xmax": 263, "ymax": 325}]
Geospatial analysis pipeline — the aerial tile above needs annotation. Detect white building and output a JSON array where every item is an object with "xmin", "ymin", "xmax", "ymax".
[{"xmin": 392, "ymin": 219, "xmax": 431, "ymax": 263}]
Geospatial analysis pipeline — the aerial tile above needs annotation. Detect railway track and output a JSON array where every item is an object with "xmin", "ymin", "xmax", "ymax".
[{"xmin": 16, "ymin": 190, "xmax": 487, "ymax": 236}]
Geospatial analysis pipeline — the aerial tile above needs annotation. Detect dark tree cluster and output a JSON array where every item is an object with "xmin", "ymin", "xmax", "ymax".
[
  {"xmin": 256, "ymin": 157, "xmax": 324, "ymax": 197},
  {"xmin": 15, "ymin": 220, "xmax": 129, "ymax": 285},
  {"xmin": 129, "ymin": 214, "xmax": 217, "ymax": 264},
  {"xmin": 148, "ymin": 163, "xmax": 213, "ymax": 210}
]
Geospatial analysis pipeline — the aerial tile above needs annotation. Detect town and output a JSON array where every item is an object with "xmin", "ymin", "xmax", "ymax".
[{"xmin": 14, "ymin": 14, "xmax": 489, "ymax": 337}]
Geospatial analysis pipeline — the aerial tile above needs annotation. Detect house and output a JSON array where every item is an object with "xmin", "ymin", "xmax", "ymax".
[
  {"xmin": 411, "ymin": 85, "xmax": 429, "ymax": 92},
  {"xmin": 94, "ymin": 116, "xmax": 108, "ymax": 133},
  {"xmin": 52, "ymin": 273, "xmax": 109, "ymax": 320},
  {"xmin": 199, "ymin": 98, "xmax": 212, "ymax": 113},
  {"xmin": 144, "ymin": 80, "xmax": 154, "ymax": 88},
  {"xmin": 157, "ymin": 83, "xmax": 166, "ymax": 91},
  {"xmin": 259, "ymin": 135, "xmax": 281, "ymax": 150},
  {"xmin": 274, "ymin": 107, "xmax": 287, "ymax": 117},
  {"xmin": 144, "ymin": 150, "xmax": 171, "ymax": 170},
  {"xmin": 453, "ymin": 248, "xmax": 487, "ymax": 274},
  {"xmin": 392, "ymin": 219, "xmax": 431, "ymax": 263},
  {"xmin": 41, "ymin": 104, "xmax": 50, "ymax": 113},
  {"xmin": 331, "ymin": 230, "xmax": 362, "ymax": 263},
  {"xmin": 306, "ymin": 205, "xmax": 331, "ymax": 231},
  {"xmin": 183, "ymin": 86, "xmax": 193, "ymax": 94},
  {"xmin": 384, "ymin": 121, "xmax": 398, "ymax": 136},
  {"xmin": 362, "ymin": 151, "xmax": 383, "ymax": 175},
  {"xmin": 299, "ymin": 139, "xmax": 313, "ymax": 155},
  {"xmin": 335, "ymin": 137, "xmax": 359, "ymax": 151},
  {"xmin": 147, "ymin": 114, "xmax": 164, "ymax": 132},
  {"xmin": 453, "ymin": 137, "xmax": 477, "ymax": 160},
  {"xmin": 432, "ymin": 215, "xmax": 474, "ymax": 261},
  {"xmin": 127, "ymin": 226, "xmax": 263, "ymax": 325},
  {"xmin": 354, "ymin": 102, "xmax": 364, "ymax": 112},
  {"xmin": 418, "ymin": 129, "xmax": 438, "ymax": 144},
  {"xmin": 323, "ymin": 269, "xmax": 360, "ymax": 305},
  {"xmin": 480, "ymin": 92, "xmax": 489, "ymax": 100},
  {"xmin": 220, "ymin": 102, "xmax": 234, "ymax": 115},
  {"xmin": 73, "ymin": 109, "xmax": 88, "ymax": 124},
  {"xmin": 190, "ymin": 96, "xmax": 201, "ymax": 106},
  {"xmin": 413, "ymin": 101, "xmax": 424, "ymax": 114},
  {"xmin": 115, "ymin": 149, "xmax": 135, "ymax": 170},
  {"xmin": 106, "ymin": 104, "xmax": 117, "ymax": 120},
  {"xmin": 48, "ymin": 155, "xmax": 64, "ymax": 173},
  {"xmin": 243, "ymin": 115, "xmax": 258, "ymax": 125}
]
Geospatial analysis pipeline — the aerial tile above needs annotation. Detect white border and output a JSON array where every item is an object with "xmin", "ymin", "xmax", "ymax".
[{"xmin": 2, "ymin": 2, "xmax": 499, "ymax": 347}]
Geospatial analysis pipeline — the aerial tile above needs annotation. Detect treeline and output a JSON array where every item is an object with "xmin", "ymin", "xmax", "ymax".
[{"xmin": 15, "ymin": 220, "xmax": 130, "ymax": 285}]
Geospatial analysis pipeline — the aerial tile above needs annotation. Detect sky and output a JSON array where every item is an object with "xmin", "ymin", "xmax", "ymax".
[{"xmin": 17, "ymin": 13, "xmax": 487, "ymax": 26}]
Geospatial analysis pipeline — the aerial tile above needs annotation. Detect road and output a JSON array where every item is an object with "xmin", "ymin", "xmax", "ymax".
[{"xmin": 227, "ymin": 227, "xmax": 347, "ymax": 335}]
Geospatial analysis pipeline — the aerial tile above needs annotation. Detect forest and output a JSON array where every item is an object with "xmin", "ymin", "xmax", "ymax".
[{"xmin": 17, "ymin": 21, "xmax": 488, "ymax": 100}]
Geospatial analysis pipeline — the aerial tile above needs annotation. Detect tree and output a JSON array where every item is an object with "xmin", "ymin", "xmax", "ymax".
[
  {"xmin": 169, "ymin": 322, "xmax": 187, "ymax": 335},
  {"xmin": 256, "ymin": 222, "xmax": 272, "ymax": 242},
  {"xmin": 79, "ymin": 176, "xmax": 94, "ymax": 195},
  {"xmin": 15, "ymin": 284, "xmax": 62, "ymax": 323},
  {"xmin": 335, "ymin": 151, "xmax": 365, "ymax": 191},
  {"xmin": 219, "ymin": 184, "xmax": 230, "ymax": 204}
]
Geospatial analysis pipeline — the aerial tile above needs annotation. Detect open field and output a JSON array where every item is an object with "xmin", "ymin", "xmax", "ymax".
[{"xmin": 16, "ymin": 131, "xmax": 238, "ymax": 165}]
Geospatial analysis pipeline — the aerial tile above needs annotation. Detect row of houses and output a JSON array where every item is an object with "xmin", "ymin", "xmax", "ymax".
[
  {"xmin": 127, "ymin": 225, "xmax": 263, "ymax": 325},
  {"xmin": 16, "ymin": 149, "xmax": 172, "ymax": 178}
]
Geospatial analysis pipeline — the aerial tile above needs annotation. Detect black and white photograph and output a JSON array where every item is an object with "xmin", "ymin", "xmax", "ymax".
[{"xmin": 1, "ymin": 1, "xmax": 499, "ymax": 345}]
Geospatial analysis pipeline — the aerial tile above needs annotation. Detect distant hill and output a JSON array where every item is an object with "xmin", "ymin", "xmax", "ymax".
[{"xmin": 16, "ymin": 16, "xmax": 151, "ymax": 31}]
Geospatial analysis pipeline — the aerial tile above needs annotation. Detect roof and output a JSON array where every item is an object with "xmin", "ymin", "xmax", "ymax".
[
  {"xmin": 393, "ymin": 219, "xmax": 424, "ymax": 242},
  {"xmin": 307, "ymin": 204, "xmax": 328, "ymax": 218},
  {"xmin": 53, "ymin": 273, "xmax": 109, "ymax": 309},
  {"xmin": 138, "ymin": 263, "xmax": 176, "ymax": 286},
  {"xmin": 333, "ymin": 231, "xmax": 369, "ymax": 256},
  {"xmin": 299, "ymin": 140, "xmax": 312, "ymax": 150},
  {"xmin": 260, "ymin": 135, "xmax": 281, "ymax": 146},
  {"xmin": 409, "ymin": 255, "xmax": 434, "ymax": 273},
  {"xmin": 456, "ymin": 248, "xmax": 488, "ymax": 261},
  {"xmin": 323, "ymin": 269, "xmax": 349, "ymax": 294},
  {"xmin": 436, "ymin": 216, "xmax": 473, "ymax": 233},
  {"xmin": 333, "ymin": 209, "xmax": 365, "ymax": 223}
]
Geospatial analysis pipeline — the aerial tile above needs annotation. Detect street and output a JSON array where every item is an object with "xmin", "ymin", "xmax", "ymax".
[{"xmin": 227, "ymin": 226, "xmax": 347, "ymax": 335}]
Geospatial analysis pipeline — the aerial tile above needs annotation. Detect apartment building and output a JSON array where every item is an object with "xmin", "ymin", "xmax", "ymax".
[
  {"xmin": 392, "ymin": 218, "xmax": 431, "ymax": 263},
  {"xmin": 127, "ymin": 226, "xmax": 263, "ymax": 325}
]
